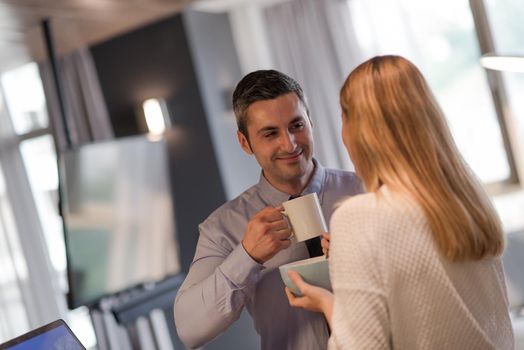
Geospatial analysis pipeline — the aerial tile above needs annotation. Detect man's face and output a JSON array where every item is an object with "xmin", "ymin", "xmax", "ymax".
[{"xmin": 237, "ymin": 92, "xmax": 314, "ymax": 188}]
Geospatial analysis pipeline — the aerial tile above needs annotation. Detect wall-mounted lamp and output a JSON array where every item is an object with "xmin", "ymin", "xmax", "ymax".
[
  {"xmin": 480, "ymin": 54, "xmax": 524, "ymax": 73},
  {"xmin": 142, "ymin": 98, "xmax": 171, "ymax": 136}
]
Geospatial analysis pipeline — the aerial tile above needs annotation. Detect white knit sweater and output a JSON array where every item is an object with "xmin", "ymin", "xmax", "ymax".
[{"xmin": 327, "ymin": 186, "xmax": 514, "ymax": 350}]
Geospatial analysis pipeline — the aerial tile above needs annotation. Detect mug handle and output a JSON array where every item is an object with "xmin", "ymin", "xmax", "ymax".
[{"xmin": 280, "ymin": 209, "xmax": 295, "ymax": 239}]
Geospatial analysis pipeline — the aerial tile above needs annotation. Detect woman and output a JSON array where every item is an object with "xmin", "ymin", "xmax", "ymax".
[{"xmin": 286, "ymin": 55, "xmax": 514, "ymax": 349}]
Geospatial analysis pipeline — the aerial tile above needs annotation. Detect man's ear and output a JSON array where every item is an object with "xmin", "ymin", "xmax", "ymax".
[
  {"xmin": 306, "ymin": 112, "xmax": 313, "ymax": 128},
  {"xmin": 237, "ymin": 130, "xmax": 253, "ymax": 155}
]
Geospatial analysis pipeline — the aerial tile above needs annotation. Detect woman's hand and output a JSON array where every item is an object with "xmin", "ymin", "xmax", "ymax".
[
  {"xmin": 285, "ymin": 270, "xmax": 334, "ymax": 325},
  {"xmin": 321, "ymin": 233, "xmax": 330, "ymax": 257}
]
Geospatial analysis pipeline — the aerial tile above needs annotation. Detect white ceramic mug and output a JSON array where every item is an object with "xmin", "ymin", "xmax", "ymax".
[{"xmin": 281, "ymin": 193, "xmax": 328, "ymax": 242}]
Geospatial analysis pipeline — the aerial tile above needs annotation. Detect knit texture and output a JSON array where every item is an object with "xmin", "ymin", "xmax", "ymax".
[{"xmin": 327, "ymin": 186, "xmax": 514, "ymax": 350}]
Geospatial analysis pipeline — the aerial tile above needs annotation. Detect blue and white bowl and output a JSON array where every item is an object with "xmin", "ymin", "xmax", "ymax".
[{"xmin": 279, "ymin": 256, "xmax": 331, "ymax": 296}]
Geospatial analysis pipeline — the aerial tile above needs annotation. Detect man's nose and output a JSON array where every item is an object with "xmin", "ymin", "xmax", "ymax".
[{"xmin": 280, "ymin": 132, "xmax": 297, "ymax": 153}]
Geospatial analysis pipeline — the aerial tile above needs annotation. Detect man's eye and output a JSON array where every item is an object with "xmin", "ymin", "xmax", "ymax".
[
  {"xmin": 291, "ymin": 122, "xmax": 304, "ymax": 130},
  {"xmin": 264, "ymin": 131, "xmax": 276, "ymax": 138}
]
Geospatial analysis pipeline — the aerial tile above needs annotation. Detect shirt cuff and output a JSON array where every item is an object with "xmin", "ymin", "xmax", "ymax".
[{"xmin": 218, "ymin": 243, "xmax": 265, "ymax": 288}]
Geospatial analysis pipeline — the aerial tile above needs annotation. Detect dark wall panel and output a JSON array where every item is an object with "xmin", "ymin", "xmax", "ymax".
[{"xmin": 90, "ymin": 14, "xmax": 226, "ymax": 273}]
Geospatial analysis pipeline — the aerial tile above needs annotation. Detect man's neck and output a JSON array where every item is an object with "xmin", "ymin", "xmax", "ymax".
[{"xmin": 265, "ymin": 161, "xmax": 316, "ymax": 196}]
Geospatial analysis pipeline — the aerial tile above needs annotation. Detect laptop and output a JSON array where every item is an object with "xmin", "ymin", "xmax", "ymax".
[{"xmin": 0, "ymin": 319, "xmax": 85, "ymax": 350}]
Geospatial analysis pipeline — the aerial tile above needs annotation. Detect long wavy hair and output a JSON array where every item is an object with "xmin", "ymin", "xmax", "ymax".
[{"xmin": 340, "ymin": 55, "xmax": 503, "ymax": 261}]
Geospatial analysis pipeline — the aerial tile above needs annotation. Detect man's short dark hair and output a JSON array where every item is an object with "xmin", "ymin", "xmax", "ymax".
[{"xmin": 232, "ymin": 70, "xmax": 309, "ymax": 138}]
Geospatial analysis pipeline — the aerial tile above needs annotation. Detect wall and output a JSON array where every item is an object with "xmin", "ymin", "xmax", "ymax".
[
  {"xmin": 183, "ymin": 9, "xmax": 260, "ymax": 200},
  {"xmin": 90, "ymin": 14, "xmax": 226, "ymax": 275}
]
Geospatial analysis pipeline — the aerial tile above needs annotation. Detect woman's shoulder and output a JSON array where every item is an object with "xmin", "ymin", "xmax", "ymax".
[
  {"xmin": 330, "ymin": 191, "xmax": 382, "ymax": 235},
  {"xmin": 332, "ymin": 186, "xmax": 425, "ymax": 232},
  {"xmin": 334, "ymin": 186, "xmax": 402, "ymax": 213}
]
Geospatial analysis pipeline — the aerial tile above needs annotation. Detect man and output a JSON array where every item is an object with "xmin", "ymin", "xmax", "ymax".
[{"xmin": 174, "ymin": 70, "xmax": 362, "ymax": 349}]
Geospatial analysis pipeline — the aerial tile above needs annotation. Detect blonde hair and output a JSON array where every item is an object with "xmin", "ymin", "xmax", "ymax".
[{"xmin": 340, "ymin": 55, "xmax": 504, "ymax": 261}]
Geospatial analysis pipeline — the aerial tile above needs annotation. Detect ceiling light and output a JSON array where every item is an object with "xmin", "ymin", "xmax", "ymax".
[
  {"xmin": 480, "ymin": 54, "xmax": 524, "ymax": 73},
  {"xmin": 142, "ymin": 98, "xmax": 170, "ymax": 136}
]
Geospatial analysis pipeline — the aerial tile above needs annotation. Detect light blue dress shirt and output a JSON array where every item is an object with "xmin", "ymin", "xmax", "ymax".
[{"xmin": 174, "ymin": 160, "xmax": 362, "ymax": 350}]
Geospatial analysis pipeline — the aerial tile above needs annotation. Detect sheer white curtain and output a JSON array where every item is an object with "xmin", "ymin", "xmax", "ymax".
[
  {"xmin": 0, "ymin": 163, "xmax": 31, "ymax": 340},
  {"xmin": 39, "ymin": 47, "xmax": 113, "ymax": 150},
  {"xmin": 264, "ymin": 0, "xmax": 363, "ymax": 170},
  {"xmin": 0, "ymin": 89, "xmax": 66, "ymax": 343}
]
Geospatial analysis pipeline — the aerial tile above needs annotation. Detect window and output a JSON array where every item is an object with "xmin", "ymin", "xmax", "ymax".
[
  {"xmin": 1, "ymin": 64, "xmax": 66, "ymax": 281},
  {"xmin": 481, "ymin": 0, "xmax": 524, "ymax": 230},
  {"xmin": 484, "ymin": 0, "xmax": 524, "ymax": 150},
  {"xmin": 346, "ymin": 0, "xmax": 512, "ymax": 185},
  {"xmin": 0, "ymin": 164, "xmax": 30, "ymax": 340},
  {"xmin": 19, "ymin": 135, "xmax": 67, "ymax": 286},
  {"xmin": 0, "ymin": 63, "xmax": 96, "ymax": 348},
  {"xmin": 1, "ymin": 64, "xmax": 48, "ymax": 135}
]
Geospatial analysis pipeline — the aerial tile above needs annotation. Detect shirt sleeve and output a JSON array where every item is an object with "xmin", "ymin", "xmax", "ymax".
[
  {"xmin": 327, "ymin": 199, "xmax": 391, "ymax": 350},
  {"xmin": 173, "ymin": 222, "xmax": 264, "ymax": 349}
]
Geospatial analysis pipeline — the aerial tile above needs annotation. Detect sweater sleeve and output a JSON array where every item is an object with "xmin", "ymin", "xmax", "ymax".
[{"xmin": 327, "ymin": 197, "xmax": 391, "ymax": 350}]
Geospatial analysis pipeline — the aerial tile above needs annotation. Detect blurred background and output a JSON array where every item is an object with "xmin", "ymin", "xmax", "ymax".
[{"xmin": 0, "ymin": 0, "xmax": 523, "ymax": 349}]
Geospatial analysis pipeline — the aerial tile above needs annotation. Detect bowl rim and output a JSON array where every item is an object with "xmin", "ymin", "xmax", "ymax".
[{"xmin": 279, "ymin": 255, "xmax": 327, "ymax": 269}]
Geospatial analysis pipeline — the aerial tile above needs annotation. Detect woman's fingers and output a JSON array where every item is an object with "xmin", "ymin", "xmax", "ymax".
[
  {"xmin": 321, "ymin": 233, "xmax": 330, "ymax": 257},
  {"xmin": 285, "ymin": 271, "xmax": 331, "ymax": 313},
  {"xmin": 285, "ymin": 287, "xmax": 297, "ymax": 304},
  {"xmin": 288, "ymin": 270, "xmax": 315, "ymax": 298},
  {"xmin": 285, "ymin": 285, "xmax": 308, "ymax": 309},
  {"xmin": 288, "ymin": 270, "xmax": 306, "ymax": 291}
]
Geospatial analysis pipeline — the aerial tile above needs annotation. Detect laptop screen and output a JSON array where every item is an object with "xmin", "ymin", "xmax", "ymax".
[{"xmin": 0, "ymin": 320, "xmax": 85, "ymax": 350}]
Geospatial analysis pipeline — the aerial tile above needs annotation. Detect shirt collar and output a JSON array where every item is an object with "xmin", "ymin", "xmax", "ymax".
[{"xmin": 256, "ymin": 158, "xmax": 326, "ymax": 207}]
